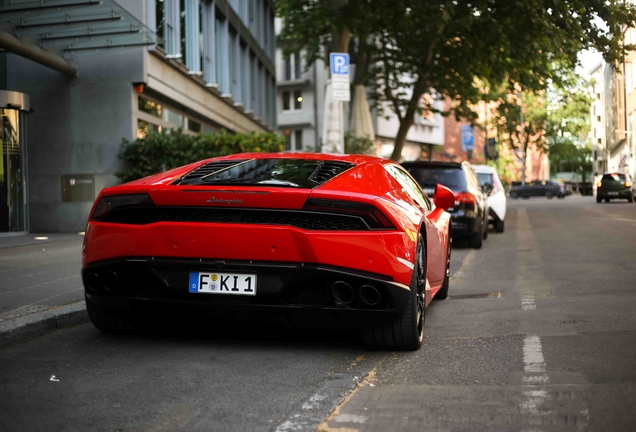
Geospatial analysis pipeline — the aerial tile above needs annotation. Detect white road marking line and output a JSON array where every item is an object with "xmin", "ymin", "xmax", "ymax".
[
  {"xmin": 521, "ymin": 295, "xmax": 536, "ymax": 310},
  {"xmin": 523, "ymin": 336, "xmax": 546, "ymax": 373}
]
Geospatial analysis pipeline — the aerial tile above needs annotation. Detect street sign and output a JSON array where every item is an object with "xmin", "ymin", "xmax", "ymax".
[
  {"xmin": 461, "ymin": 125, "xmax": 474, "ymax": 151},
  {"xmin": 330, "ymin": 52, "xmax": 350, "ymax": 75},
  {"xmin": 330, "ymin": 52, "xmax": 350, "ymax": 102}
]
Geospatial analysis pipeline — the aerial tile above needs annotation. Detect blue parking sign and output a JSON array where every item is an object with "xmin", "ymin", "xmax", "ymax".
[
  {"xmin": 461, "ymin": 125, "xmax": 475, "ymax": 151},
  {"xmin": 330, "ymin": 53, "xmax": 350, "ymax": 75}
]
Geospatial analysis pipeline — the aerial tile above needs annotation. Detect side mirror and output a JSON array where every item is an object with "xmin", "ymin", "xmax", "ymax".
[
  {"xmin": 482, "ymin": 183, "xmax": 494, "ymax": 195},
  {"xmin": 433, "ymin": 184, "xmax": 455, "ymax": 211}
]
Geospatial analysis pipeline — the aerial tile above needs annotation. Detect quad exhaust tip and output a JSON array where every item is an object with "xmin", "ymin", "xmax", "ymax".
[
  {"xmin": 102, "ymin": 271, "xmax": 119, "ymax": 292},
  {"xmin": 330, "ymin": 281, "xmax": 355, "ymax": 305},
  {"xmin": 359, "ymin": 284, "xmax": 382, "ymax": 306},
  {"xmin": 86, "ymin": 272, "xmax": 100, "ymax": 291}
]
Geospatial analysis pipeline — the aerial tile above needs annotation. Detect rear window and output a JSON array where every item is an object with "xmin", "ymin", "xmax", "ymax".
[
  {"xmin": 602, "ymin": 174, "xmax": 626, "ymax": 182},
  {"xmin": 175, "ymin": 158, "xmax": 354, "ymax": 187},
  {"xmin": 477, "ymin": 173, "xmax": 494, "ymax": 187},
  {"xmin": 405, "ymin": 167, "xmax": 467, "ymax": 190}
]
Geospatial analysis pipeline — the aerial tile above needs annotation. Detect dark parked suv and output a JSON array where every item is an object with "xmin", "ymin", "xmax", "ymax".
[
  {"xmin": 401, "ymin": 161, "xmax": 489, "ymax": 249},
  {"xmin": 596, "ymin": 173, "xmax": 635, "ymax": 203}
]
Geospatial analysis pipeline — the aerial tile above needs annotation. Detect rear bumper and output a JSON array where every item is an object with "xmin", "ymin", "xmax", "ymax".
[
  {"xmin": 597, "ymin": 189, "xmax": 633, "ymax": 199},
  {"xmin": 449, "ymin": 214, "xmax": 479, "ymax": 238},
  {"xmin": 83, "ymin": 221, "xmax": 416, "ymax": 287},
  {"xmin": 82, "ymin": 257, "xmax": 411, "ymax": 326}
]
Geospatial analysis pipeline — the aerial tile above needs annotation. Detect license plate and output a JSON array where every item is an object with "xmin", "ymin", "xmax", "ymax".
[
  {"xmin": 189, "ymin": 271, "xmax": 256, "ymax": 295},
  {"xmin": 608, "ymin": 191, "xmax": 619, "ymax": 195}
]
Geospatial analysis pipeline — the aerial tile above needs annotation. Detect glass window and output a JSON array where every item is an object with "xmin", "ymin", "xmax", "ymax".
[
  {"xmin": 138, "ymin": 97, "xmax": 163, "ymax": 118},
  {"xmin": 406, "ymin": 167, "xmax": 467, "ymax": 190},
  {"xmin": 165, "ymin": 107, "xmax": 184, "ymax": 127},
  {"xmin": 294, "ymin": 53, "xmax": 301, "ymax": 79},
  {"xmin": 387, "ymin": 166, "xmax": 430, "ymax": 210},
  {"xmin": 187, "ymin": 119, "xmax": 201, "ymax": 133},
  {"xmin": 156, "ymin": 0, "xmax": 165, "ymax": 49},
  {"xmin": 283, "ymin": 129, "xmax": 292, "ymax": 151},
  {"xmin": 285, "ymin": 55, "xmax": 291, "ymax": 81},
  {"xmin": 137, "ymin": 120, "xmax": 161, "ymax": 139},
  {"xmin": 294, "ymin": 130, "xmax": 303, "ymax": 150},
  {"xmin": 294, "ymin": 90, "xmax": 302, "ymax": 110},
  {"xmin": 477, "ymin": 173, "xmax": 494, "ymax": 187},
  {"xmin": 282, "ymin": 91, "xmax": 291, "ymax": 111},
  {"xmin": 191, "ymin": 158, "xmax": 351, "ymax": 188}
]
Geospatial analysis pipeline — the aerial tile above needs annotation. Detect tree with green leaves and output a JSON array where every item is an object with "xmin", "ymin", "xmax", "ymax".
[
  {"xmin": 276, "ymin": 0, "xmax": 636, "ymax": 161},
  {"xmin": 545, "ymin": 82, "xmax": 593, "ymax": 189}
]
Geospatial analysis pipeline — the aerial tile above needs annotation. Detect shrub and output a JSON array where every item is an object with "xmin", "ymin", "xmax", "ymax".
[{"xmin": 117, "ymin": 129, "xmax": 285, "ymax": 182}]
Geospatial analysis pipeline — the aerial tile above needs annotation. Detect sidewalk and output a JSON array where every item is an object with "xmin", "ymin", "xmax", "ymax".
[{"xmin": 0, "ymin": 233, "xmax": 88, "ymax": 349}]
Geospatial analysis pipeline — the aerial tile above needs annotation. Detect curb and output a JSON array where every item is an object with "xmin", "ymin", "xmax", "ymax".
[{"xmin": 0, "ymin": 301, "xmax": 89, "ymax": 349}]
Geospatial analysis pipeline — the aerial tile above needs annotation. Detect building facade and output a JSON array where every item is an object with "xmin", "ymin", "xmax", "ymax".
[{"xmin": 0, "ymin": 0, "xmax": 276, "ymax": 234}]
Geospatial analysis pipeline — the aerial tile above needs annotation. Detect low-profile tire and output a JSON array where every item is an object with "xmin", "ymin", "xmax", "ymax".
[
  {"xmin": 435, "ymin": 234, "xmax": 452, "ymax": 300},
  {"xmin": 546, "ymin": 191, "xmax": 554, "ymax": 199},
  {"xmin": 469, "ymin": 220, "xmax": 483, "ymax": 249},
  {"xmin": 495, "ymin": 219, "xmax": 505, "ymax": 233},
  {"xmin": 86, "ymin": 294, "xmax": 135, "ymax": 334},
  {"xmin": 596, "ymin": 196, "xmax": 602, "ymax": 203},
  {"xmin": 362, "ymin": 236, "xmax": 425, "ymax": 351}
]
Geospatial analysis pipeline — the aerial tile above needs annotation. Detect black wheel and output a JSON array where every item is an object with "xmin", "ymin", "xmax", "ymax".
[
  {"xmin": 85, "ymin": 294, "xmax": 135, "ymax": 334},
  {"xmin": 482, "ymin": 217, "xmax": 489, "ymax": 240},
  {"xmin": 495, "ymin": 219, "xmax": 505, "ymax": 233},
  {"xmin": 469, "ymin": 220, "xmax": 483, "ymax": 249},
  {"xmin": 509, "ymin": 191, "xmax": 518, "ymax": 199},
  {"xmin": 435, "ymin": 234, "xmax": 451, "ymax": 300},
  {"xmin": 596, "ymin": 196, "xmax": 602, "ymax": 203},
  {"xmin": 362, "ymin": 235, "xmax": 425, "ymax": 350},
  {"xmin": 546, "ymin": 191, "xmax": 554, "ymax": 199}
]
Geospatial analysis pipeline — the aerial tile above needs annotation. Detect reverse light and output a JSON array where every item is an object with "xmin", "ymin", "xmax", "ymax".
[
  {"xmin": 92, "ymin": 194, "xmax": 154, "ymax": 221},
  {"xmin": 303, "ymin": 198, "xmax": 395, "ymax": 230}
]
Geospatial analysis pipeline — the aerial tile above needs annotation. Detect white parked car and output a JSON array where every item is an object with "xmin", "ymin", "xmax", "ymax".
[{"xmin": 472, "ymin": 164, "xmax": 506, "ymax": 233}]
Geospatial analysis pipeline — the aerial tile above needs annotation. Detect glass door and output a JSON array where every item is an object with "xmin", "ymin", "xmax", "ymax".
[{"xmin": 0, "ymin": 107, "xmax": 27, "ymax": 233}]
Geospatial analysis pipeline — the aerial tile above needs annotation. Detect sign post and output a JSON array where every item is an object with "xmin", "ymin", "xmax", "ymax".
[
  {"xmin": 461, "ymin": 125, "xmax": 475, "ymax": 159},
  {"xmin": 323, "ymin": 53, "xmax": 350, "ymax": 154}
]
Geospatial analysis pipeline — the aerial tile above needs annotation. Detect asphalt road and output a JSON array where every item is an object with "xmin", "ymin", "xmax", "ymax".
[{"xmin": 1, "ymin": 195, "xmax": 635, "ymax": 431}]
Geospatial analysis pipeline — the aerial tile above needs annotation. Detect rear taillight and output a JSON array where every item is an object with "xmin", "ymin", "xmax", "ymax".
[
  {"xmin": 92, "ymin": 194, "xmax": 154, "ymax": 221},
  {"xmin": 597, "ymin": 181, "xmax": 602, "ymax": 188},
  {"xmin": 454, "ymin": 192, "xmax": 477, "ymax": 205},
  {"xmin": 626, "ymin": 181, "xmax": 632, "ymax": 188},
  {"xmin": 303, "ymin": 199, "xmax": 395, "ymax": 230}
]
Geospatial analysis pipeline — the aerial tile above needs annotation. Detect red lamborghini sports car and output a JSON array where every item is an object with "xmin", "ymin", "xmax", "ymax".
[{"xmin": 82, "ymin": 153, "xmax": 454, "ymax": 350}]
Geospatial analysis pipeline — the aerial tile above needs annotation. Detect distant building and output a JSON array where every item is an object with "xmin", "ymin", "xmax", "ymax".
[
  {"xmin": 0, "ymin": 0, "xmax": 276, "ymax": 234},
  {"xmin": 589, "ymin": 61, "xmax": 607, "ymax": 178}
]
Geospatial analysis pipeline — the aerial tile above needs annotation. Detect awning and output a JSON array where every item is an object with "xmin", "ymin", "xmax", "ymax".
[{"xmin": 0, "ymin": 0, "xmax": 157, "ymax": 76}]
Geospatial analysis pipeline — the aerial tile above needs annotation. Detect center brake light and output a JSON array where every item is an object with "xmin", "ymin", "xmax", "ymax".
[
  {"xmin": 454, "ymin": 192, "xmax": 477, "ymax": 205},
  {"xmin": 303, "ymin": 198, "xmax": 395, "ymax": 230}
]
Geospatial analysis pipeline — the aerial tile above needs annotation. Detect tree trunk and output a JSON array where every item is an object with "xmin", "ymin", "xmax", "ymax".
[
  {"xmin": 332, "ymin": 28, "xmax": 351, "ymax": 54},
  {"xmin": 390, "ymin": 115, "xmax": 416, "ymax": 161}
]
